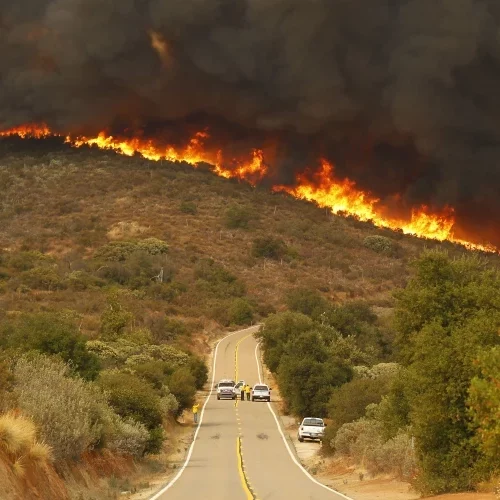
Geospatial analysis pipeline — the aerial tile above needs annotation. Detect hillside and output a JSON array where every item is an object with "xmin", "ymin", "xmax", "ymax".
[
  {"xmin": 0, "ymin": 138, "xmax": 499, "ymax": 498},
  {"xmin": 2, "ymin": 138, "xmax": 495, "ymax": 330}
]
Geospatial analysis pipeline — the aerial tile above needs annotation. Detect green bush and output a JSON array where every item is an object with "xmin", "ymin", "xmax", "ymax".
[
  {"xmin": 100, "ymin": 300, "xmax": 134, "ymax": 341},
  {"xmin": 167, "ymin": 367, "xmax": 197, "ymax": 416},
  {"xmin": 363, "ymin": 235, "xmax": 395, "ymax": 255},
  {"xmin": 0, "ymin": 312, "xmax": 100, "ymax": 380},
  {"xmin": 326, "ymin": 375, "xmax": 394, "ymax": 444},
  {"xmin": 229, "ymin": 298, "xmax": 254, "ymax": 325},
  {"xmin": 21, "ymin": 266, "xmax": 65, "ymax": 290},
  {"xmin": 251, "ymin": 236, "xmax": 288, "ymax": 260},
  {"xmin": 286, "ymin": 288, "xmax": 329, "ymax": 318},
  {"xmin": 98, "ymin": 371, "xmax": 163, "ymax": 430},
  {"xmin": 67, "ymin": 270, "xmax": 105, "ymax": 291},
  {"xmin": 188, "ymin": 356, "xmax": 209, "ymax": 390},
  {"xmin": 224, "ymin": 205, "xmax": 256, "ymax": 229},
  {"xmin": 8, "ymin": 251, "xmax": 54, "ymax": 271},
  {"xmin": 194, "ymin": 259, "xmax": 245, "ymax": 298},
  {"xmin": 468, "ymin": 346, "xmax": 500, "ymax": 458},
  {"xmin": 94, "ymin": 238, "xmax": 168, "ymax": 262}
]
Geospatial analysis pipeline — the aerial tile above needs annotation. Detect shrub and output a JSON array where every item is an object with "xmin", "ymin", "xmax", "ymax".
[
  {"xmin": 94, "ymin": 238, "xmax": 168, "ymax": 262},
  {"xmin": 167, "ymin": 367, "xmax": 197, "ymax": 416},
  {"xmin": 286, "ymin": 288, "xmax": 329, "ymax": 318},
  {"xmin": 468, "ymin": 346, "xmax": 500, "ymax": 459},
  {"xmin": 67, "ymin": 270, "xmax": 105, "ymax": 291},
  {"xmin": 224, "ymin": 205, "xmax": 256, "ymax": 229},
  {"xmin": 13, "ymin": 355, "xmax": 103, "ymax": 460},
  {"xmin": 194, "ymin": 259, "xmax": 245, "ymax": 298},
  {"xmin": 97, "ymin": 404, "xmax": 149, "ymax": 457},
  {"xmin": 251, "ymin": 236, "xmax": 288, "ymax": 260},
  {"xmin": 8, "ymin": 251, "xmax": 54, "ymax": 272},
  {"xmin": 326, "ymin": 376, "xmax": 393, "ymax": 441},
  {"xmin": 363, "ymin": 235, "xmax": 395, "ymax": 255},
  {"xmin": 20, "ymin": 266, "xmax": 64, "ymax": 290},
  {"xmin": 333, "ymin": 417, "xmax": 416, "ymax": 480},
  {"xmin": 0, "ymin": 312, "xmax": 100, "ymax": 380},
  {"xmin": 188, "ymin": 356, "xmax": 209, "ymax": 390},
  {"xmin": 100, "ymin": 301, "xmax": 134, "ymax": 341},
  {"xmin": 229, "ymin": 298, "xmax": 254, "ymax": 325},
  {"xmin": 98, "ymin": 371, "xmax": 163, "ymax": 430}
]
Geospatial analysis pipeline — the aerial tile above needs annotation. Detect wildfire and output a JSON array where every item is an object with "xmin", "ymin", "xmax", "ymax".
[{"xmin": 0, "ymin": 123, "xmax": 496, "ymax": 253}]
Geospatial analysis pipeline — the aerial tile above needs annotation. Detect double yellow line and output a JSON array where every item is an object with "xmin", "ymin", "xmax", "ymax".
[{"xmin": 234, "ymin": 333, "xmax": 258, "ymax": 500}]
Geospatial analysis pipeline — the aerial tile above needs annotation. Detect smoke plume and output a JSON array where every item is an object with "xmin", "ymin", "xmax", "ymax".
[{"xmin": 1, "ymin": 0, "xmax": 500, "ymax": 245}]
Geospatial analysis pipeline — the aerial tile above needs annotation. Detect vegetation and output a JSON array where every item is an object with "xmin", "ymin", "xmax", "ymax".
[
  {"xmin": 0, "ymin": 141, "xmax": 499, "ymax": 494},
  {"xmin": 259, "ymin": 250, "xmax": 500, "ymax": 494}
]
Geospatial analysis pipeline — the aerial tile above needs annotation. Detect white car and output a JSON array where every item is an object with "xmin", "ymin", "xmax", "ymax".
[
  {"xmin": 216, "ymin": 379, "xmax": 236, "ymax": 400},
  {"xmin": 297, "ymin": 417, "xmax": 326, "ymax": 442},
  {"xmin": 251, "ymin": 383, "xmax": 271, "ymax": 402}
]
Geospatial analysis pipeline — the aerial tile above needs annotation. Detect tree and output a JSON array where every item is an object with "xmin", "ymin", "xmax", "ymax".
[
  {"xmin": 257, "ymin": 312, "xmax": 313, "ymax": 372},
  {"xmin": 229, "ymin": 298, "xmax": 254, "ymax": 325},
  {"xmin": 393, "ymin": 250, "xmax": 500, "ymax": 493},
  {"xmin": 468, "ymin": 346, "xmax": 500, "ymax": 459},
  {"xmin": 277, "ymin": 330, "xmax": 352, "ymax": 416}
]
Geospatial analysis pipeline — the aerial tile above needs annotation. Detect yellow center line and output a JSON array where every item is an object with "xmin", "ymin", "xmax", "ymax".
[
  {"xmin": 234, "ymin": 333, "xmax": 259, "ymax": 500},
  {"xmin": 234, "ymin": 333, "xmax": 252, "ymax": 408},
  {"xmin": 236, "ymin": 436, "xmax": 256, "ymax": 500}
]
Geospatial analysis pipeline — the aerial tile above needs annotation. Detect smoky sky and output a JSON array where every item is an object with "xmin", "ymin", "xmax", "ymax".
[{"xmin": 1, "ymin": 0, "xmax": 500, "ymax": 245}]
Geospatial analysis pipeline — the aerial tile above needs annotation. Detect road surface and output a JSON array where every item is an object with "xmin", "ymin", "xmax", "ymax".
[{"xmin": 152, "ymin": 326, "xmax": 350, "ymax": 500}]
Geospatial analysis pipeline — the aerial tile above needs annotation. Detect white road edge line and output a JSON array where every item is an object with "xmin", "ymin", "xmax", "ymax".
[
  {"xmin": 254, "ymin": 341, "xmax": 354, "ymax": 500},
  {"xmin": 149, "ymin": 325, "xmax": 258, "ymax": 500}
]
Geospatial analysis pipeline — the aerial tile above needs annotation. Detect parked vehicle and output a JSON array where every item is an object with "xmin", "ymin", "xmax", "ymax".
[
  {"xmin": 297, "ymin": 417, "xmax": 326, "ymax": 442},
  {"xmin": 216, "ymin": 379, "xmax": 236, "ymax": 400},
  {"xmin": 234, "ymin": 380, "xmax": 246, "ymax": 396},
  {"xmin": 251, "ymin": 383, "xmax": 271, "ymax": 402}
]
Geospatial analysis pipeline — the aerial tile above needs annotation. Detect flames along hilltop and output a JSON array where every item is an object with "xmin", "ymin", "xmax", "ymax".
[{"xmin": 0, "ymin": 124, "xmax": 496, "ymax": 254}]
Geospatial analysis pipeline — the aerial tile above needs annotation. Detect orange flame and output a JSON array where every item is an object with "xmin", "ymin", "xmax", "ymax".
[{"xmin": 0, "ymin": 123, "xmax": 495, "ymax": 253}]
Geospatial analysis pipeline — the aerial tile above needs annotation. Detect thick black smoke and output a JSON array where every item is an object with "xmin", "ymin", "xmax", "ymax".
[{"xmin": 1, "ymin": 0, "xmax": 500, "ymax": 245}]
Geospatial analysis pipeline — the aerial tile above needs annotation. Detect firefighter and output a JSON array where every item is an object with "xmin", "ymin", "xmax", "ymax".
[
  {"xmin": 192, "ymin": 403, "xmax": 199, "ymax": 424},
  {"xmin": 245, "ymin": 384, "xmax": 251, "ymax": 401}
]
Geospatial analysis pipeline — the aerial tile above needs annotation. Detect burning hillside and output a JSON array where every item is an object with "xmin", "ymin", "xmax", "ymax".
[
  {"xmin": 0, "ymin": 123, "xmax": 496, "ymax": 253},
  {"xmin": 1, "ymin": 1, "xmax": 499, "ymax": 250}
]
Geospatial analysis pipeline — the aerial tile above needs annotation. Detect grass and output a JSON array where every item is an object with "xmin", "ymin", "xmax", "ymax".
[
  {"xmin": 0, "ymin": 413, "xmax": 36, "ymax": 455},
  {"xmin": 28, "ymin": 441, "xmax": 53, "ymax": 464}
]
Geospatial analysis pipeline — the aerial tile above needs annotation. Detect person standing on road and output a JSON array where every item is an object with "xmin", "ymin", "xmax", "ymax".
[
  {"xmin": 240, "ymin": 385, "xmax": 245, "ymax": 401},
  {"xmin": 245, "ymin": 384, "xmax": 251, "ymax": 401},
  {"xmin": 192, "ymin": 403, "xmax": 199, "ymax": 424}
]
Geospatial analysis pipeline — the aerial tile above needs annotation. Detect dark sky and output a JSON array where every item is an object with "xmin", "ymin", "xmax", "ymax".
[{"xmin": 1, "ymin": 0, "xmax": 499, "ymax": 245}]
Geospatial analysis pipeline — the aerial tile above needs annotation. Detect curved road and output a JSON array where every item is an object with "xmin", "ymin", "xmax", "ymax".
[{"xmin": 152, "ymin": 326, "xmax": 350, "ymax": 500}]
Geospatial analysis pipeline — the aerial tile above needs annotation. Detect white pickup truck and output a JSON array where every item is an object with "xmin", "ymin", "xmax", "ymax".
[
  {"xmin": 297, "ymin": 417, "xmax": 326, "ymax": 442},
  {"xmin": 216, "ymin": 379, "xmax": 236, "ymax": 400}
]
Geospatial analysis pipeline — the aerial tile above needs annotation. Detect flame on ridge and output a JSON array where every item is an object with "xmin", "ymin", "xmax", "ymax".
[{"xmin": 0, "ymin": 123, "xmax": 496, "ymax": 253}]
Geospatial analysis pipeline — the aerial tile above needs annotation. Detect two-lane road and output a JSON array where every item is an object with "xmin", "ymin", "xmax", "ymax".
[{"xmin": 152, "ymin": 327, "xmax": 351, "ymax": 500}]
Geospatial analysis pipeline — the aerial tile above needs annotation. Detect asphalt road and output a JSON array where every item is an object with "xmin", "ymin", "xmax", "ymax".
[{"xmin": 152, "ymin": 326, "xmax": 350, "ymax": 500}]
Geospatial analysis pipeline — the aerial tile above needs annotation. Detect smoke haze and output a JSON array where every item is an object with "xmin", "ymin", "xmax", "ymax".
[{"xmin": 1, "ymin": 0, "xmax": 499, "ymax": 245}]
